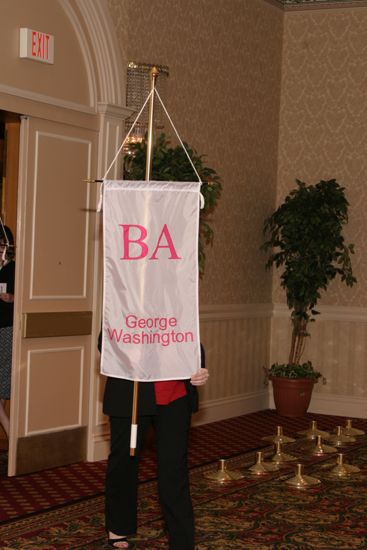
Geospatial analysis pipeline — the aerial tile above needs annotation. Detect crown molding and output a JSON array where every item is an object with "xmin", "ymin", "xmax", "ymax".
[{"xmin": 265, "ymin": 0, "xmax": 367, "ymax": 10}]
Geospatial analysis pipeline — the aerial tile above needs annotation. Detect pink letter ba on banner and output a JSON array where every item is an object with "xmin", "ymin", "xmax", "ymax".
[{"xmin": 100, "ymin": 180, "xmax": 202, "ymax": 381}]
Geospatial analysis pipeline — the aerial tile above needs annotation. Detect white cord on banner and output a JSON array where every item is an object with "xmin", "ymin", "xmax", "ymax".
[
  {"xmin": 154, "ymin": 88, "xmax": 205, "ymax": 209},
  {"xmin": 97, "ymin": 89, "xmax": 154, "ymax": 211},
  {"xmin": 98, "ymin": 87, "xmax": 206, "ymax": 211}
]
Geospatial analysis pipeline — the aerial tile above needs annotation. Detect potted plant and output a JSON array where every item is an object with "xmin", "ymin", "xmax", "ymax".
[
  {"xmin": 261, "ymin": 179, "xmax": 356, "ymax": 417},
  {"xmin": 123, "ymin": 133, "xmax": 222, "ymax": 278}
]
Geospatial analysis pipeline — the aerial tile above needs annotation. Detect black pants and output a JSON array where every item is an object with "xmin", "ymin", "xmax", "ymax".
[{"xmin": 105, "ymin": 395, "xmax": 194, "ymax": 549}]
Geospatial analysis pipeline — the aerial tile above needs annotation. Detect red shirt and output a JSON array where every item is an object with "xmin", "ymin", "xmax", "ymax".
[{"xmin": 154, "ymin": 381, "xmax": 187, "ymax": 405}]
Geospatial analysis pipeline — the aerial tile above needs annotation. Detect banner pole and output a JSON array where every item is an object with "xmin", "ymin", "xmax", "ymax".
[
  {"xmin": 130, "ymin": 66, "xmax": 159, "ymax": 456},
  {"xmin": 145, "ymin": 66, "xmax": 159, "ymax": 181}
]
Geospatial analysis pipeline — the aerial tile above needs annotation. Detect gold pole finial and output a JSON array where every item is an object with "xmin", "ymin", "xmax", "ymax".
[
  {"xmin": 151, "ymin": 66, "xmax": 159, "ymax": 78},
  {"xmin": 145, "ymin": 67, "xmax": 160, "ymax": 181}
]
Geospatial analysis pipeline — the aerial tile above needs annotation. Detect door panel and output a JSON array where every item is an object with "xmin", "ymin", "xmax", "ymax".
[
  {"xmin": 8, "ymin": 116, "xmax": 98, "ymax": 475},
  {"xmin": 25, "ymin": 129, "xmax": 93, "ymax": 306},
  {"xmin": 24, "ymin": 343, "xmax": 84, "ymax": 434}
]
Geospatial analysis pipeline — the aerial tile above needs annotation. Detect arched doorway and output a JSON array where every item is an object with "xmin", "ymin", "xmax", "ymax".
[{"xmin": 0, "ymin": 0, "xmax": 129, "ymax": 475}]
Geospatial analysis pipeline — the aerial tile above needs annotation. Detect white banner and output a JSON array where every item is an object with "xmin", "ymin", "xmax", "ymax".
[{"xmin": 100, "ymin": 180, "xmax": 202, "ymax": 381}]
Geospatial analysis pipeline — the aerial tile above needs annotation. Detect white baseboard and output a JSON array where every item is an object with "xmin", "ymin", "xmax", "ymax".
[
  {"xmin": 192, "ymin": 390, "xmax": 269, "ymax": 426},
  {"xmin": 308, "ymin": 392, "xmax": 367, "ymax": 419},
  {"xmin": 268, "ymin": 388, "xmax": 366, "ymax": 419},
  {"xmin": 90, "ymin": 432, "xmax": 110, "ymax": 461}
]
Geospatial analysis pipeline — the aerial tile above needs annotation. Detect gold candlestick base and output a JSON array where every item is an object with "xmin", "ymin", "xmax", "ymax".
[
  {"xmin": 271, "ymin": 441, "xmax": 297, "ymax": 465},
  {"xmin": 286, "ymin": 463, "xmax": 321, "ymax": 488},
  {"xmin": 311, "ymin": 435, "xmax": 337, "ymax": 456},
  {"xmin": 298, "ymin": 420, "xmax": 330, "ymax": 440},
  {"xmin": 327, "ymin": 426, "xmax": 356, "ymax": 447},
  {"xmin": 329, "ymin": 453, "xmax": 360, "ymax": 477},
  {"xmin": 204, "ymin": 459, "xmax": 245, "ymax": 483},
  {"xmin": 262, "ymin": 425, "xmax": 295, "ymax": 444},
  {"xmin": 249, "ymin": 451, "xmax": 279, "ymax": 475},
  {"xmin": 342, "ymin": 419, "xmax": 365, "ymax": 437}
]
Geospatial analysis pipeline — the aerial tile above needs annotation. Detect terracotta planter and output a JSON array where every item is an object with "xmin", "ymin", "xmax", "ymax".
[{"xmin": 270, "ymin": 377, "xmax": 315, "ymax": 417}]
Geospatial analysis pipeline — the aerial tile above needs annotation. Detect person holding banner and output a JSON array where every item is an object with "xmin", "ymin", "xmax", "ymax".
[
  {"xmin": 102, "ymin": 340, "xmax": 208, "ymax": 550},
  {"xmin": 0, "ymin": 225, "xmax": 15, "ymax": 439},
  {"xmin": 100, "ymin": 178, "xmax": 207, "ymax": 548}
]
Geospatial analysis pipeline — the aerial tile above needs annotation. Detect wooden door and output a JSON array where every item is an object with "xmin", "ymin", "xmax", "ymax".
[
  {"xmin": 8, "ymin": 115, "xmax": 98, "ymax": 475},
  {"xmin": 0, "ymin": 113, "xmax": 20, "ymax": 449}
]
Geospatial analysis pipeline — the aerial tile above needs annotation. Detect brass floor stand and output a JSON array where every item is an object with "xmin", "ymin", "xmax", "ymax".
[
  {"xmin": 298, "ymin": 420, "xmax": 330, "ymax": 440},
  {"xmin": 262, "ymin": 425, "xmax": 295, "ymax": 444},
  {"xmin": 286, "ymin": 463, "xmax": 321, "ymax": 488},
  {"xmin": 204, "ymin": 459, "xmax": 245, "ymax": 483},
  {"xmin": 248, "ymin": 451, "xmax": 279, "ymax": 475},
  {"xmin": 327, "ymin": 426, "xmax": 356, "ymax": 447},
  {"xmin": 310, "ymin": 435, "xmax": 337, "ymax": 456},
  {"xmin": 271, "ymin": 441, "xmax": 297, "ymax": 465},
  {"xmin": 329, "ymin": 453, "xmax": 361, "ymax": 477},
  {"xmin": 342, "ymin": 419, "xmax": 365, "ymax": 437}
]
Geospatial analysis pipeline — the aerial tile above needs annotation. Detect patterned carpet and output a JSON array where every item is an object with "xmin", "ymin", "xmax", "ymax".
[
  {"xmin": 0, "ymin": 410, "xmax": 358, "ymax": 522},
  {"xmin": 0, "ymin": 410, "xmax": 366, "ymax": 549}
]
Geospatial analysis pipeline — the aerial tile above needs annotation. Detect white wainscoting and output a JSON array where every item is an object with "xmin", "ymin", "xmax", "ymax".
[
  {"xmin": 92, "ymin": 303, "xmax": 273, "ymax": 460},
  {"xmin": 92, "ymin": 302, "xmax": 367, "ymax": 460},
  {"xmin": 270, "ymin": 303, "xmax": 367, "ymax": 419},
  {"xmin": 193, "ymin": 390, "xmax": 269, "ymax": 426},
  {"xmin": 197, "ymin": 303, "xmax": 273, "ymax": 422}
]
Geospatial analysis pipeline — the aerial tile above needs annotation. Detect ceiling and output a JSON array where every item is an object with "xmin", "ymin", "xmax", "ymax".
[{"xmin": 275, "ymin": 0, "xmax": 367, "ymax": 7}]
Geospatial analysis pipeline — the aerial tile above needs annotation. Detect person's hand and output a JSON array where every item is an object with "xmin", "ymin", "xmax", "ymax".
[
  {"xmin": 0, "ymin": 293, "xmax": 14, "ymax": 303},
  {"xmin": 190, "ymin": 368, "xmax": 209, "ymax": 386}
]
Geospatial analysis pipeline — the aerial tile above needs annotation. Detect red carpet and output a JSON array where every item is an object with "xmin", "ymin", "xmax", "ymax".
[{"xmin": 0, "ymin": 409, "xmax": 366, "ymax": 523}]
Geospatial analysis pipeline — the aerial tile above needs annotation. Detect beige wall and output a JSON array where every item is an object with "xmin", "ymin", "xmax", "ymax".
[
  {"xmin": 1, "ymin": 0, "xmax": 90, "ymax": 106},
  {"xmin": 106, "ymin": 0, "xmax": 367, "ymax": 420},
  {"xmin": 272, "ymin": 5, "xmax": 367, "ymax": 410},
  {"xmin": 277, "ymin": 6, "xmax": 367, "ymax": 308},
  {"xmin": 104, "ymin": 0, "xmax": 284, "ymax": 424},
  {"xmin": 108, "ymin": 0, "xmax": 283, "ymax": 306}
]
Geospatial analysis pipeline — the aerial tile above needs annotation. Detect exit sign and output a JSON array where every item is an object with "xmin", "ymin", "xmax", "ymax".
[{"xmin": 19, "ymin": 28, "xmax": 54, "ymax": 64}]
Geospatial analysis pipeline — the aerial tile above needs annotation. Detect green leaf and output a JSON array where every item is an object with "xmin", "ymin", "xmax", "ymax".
[
  {"xmin": 261, "ymin": 178, "xmax": 356, "ymax": 369},
  {"xmin": 268, "ymin": 361, "xmax": 322, "ymax": 379}
]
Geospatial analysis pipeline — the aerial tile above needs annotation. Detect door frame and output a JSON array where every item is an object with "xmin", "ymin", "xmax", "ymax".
[{"xmin": 0, "ymin": 0, "xmax": 130, "ymax": 474}]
